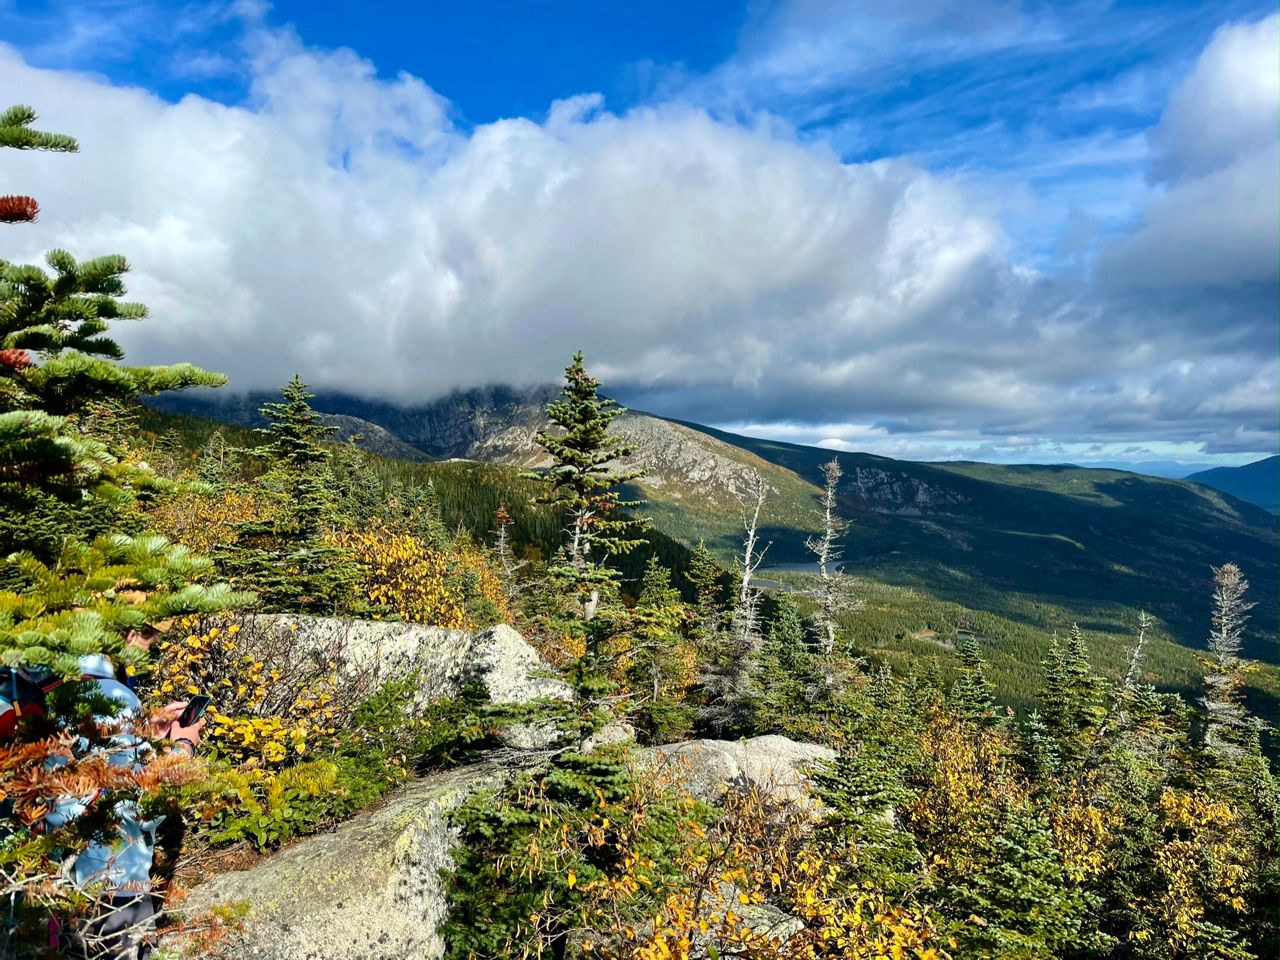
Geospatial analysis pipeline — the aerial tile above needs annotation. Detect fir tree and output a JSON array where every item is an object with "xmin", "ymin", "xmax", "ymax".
[
  {"xmin": 0, "ymin": 108, "xmax": 249, "ymax": 934},
  {"xmin": 684, "ymin": 539, "xmax": 725, "ymax": 650},
  {"xmin": 756, "ymin": 593, "xmax": 822, "ymax": 734},
  {"xmin": 944, "ymin": 808, "xmax": 1108, "ymax": 957},
  {"xmin": 530, "ymin": 352, "xmax": 648, "ymax": 623},
  {"xmin": 217, "ymin": 376, "xmax": 360, "ymax": 613},
  {"xmin": 0, "ymin": 104, "xmax": 77, "ymax": 225},
  {"xmin": 624, "ymin": 556, "xmax": 694, "ymax": 742},
  {"xmin": 1019, "ymin": 709, "xmax": 1061, "ymax": 779},
  {"xmin": 812, "ymin": 748, "xmax": 921, "ymax": 896},
  {"xmin": 0, "ymin": 248, "xmax": 226, "ymax": 558},
  {"xmin": 949, "ymin": 633, "xmax": 1001, "ymax": 728},
  {"xmin": 330, "ymin": 440, "xmax": 386, "ymax": 527},
  {"xmin": 1041, "ymin": 625, "xmax": 1107, "ymax": 768}
]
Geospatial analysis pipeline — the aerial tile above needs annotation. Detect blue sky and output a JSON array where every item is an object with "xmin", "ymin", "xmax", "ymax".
[{"xmin": 0, "ymin": 0, "xmax": 1275, "ymax": 465}]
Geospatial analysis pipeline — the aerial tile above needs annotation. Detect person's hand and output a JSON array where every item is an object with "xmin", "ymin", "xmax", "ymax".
[
  {"xmin": 150, "ymin": 701, "xmax": 205, "ymax": 750},
  {"xmin": 126, "ymin": 628, "xmax": 155, "ymax": 652}
]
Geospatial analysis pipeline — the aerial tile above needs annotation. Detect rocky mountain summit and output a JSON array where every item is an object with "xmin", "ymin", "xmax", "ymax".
[
  {"xmin": 319, "ymin": 414, "xmax": 434, "ymax": 462},
  {"xmin": 153, "ymin": 385, "xmax": 824, "ymax": 525},
  {"xmin": 843, "ymin": 465, "xmax": 970, "ymax": 515}
]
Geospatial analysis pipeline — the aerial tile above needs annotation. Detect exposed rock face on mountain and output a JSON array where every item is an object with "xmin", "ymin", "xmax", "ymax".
[
  {"xmin": 177, "ymin": 765, "xmax": 501, "ymax": 960},
  {"xmin": 844, "ymin": 465, "xmax": 970, "ymax": 515},
  {"xmin": 153, "ymin": 385, "xmax": 821, "ymax": 519},
  {"xmin": 150, "ymin": 384, "xmax": 559, "ymax": 464},
  {"xmin": 150, "ymin": 384, "xmax": 1280, "ymax": 653},
  {"xmin": 237, "ymin": 616, "xmax": 574, "ymax": 717},
  {"xmin": 318, "ymin": 414, "xmax": 434, "ymax": 462},
  {"xmin": 612, "ymin": 414, "xmax": 810, "ymax": 507}
]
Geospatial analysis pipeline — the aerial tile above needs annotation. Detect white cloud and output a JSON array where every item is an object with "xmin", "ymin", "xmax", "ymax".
[
  {"xmin": 0, "ymin": 12, "xmax": 1274, "ymax": 463},
  {"xmin": 1148, "ymin": 14, "xmax": 1279, "ymax": 183},
  {"xmin": 1099, "ymin": 14, "xmax": 1279, "ymax": 291}
]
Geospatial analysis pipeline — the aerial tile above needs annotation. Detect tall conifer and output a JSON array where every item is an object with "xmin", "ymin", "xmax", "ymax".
[
  {"xmin": 950, "ymin": 633, "xmax": 1001, "ymax": 728},
  {"xmin": 218, "ymin": 376, "xmax": 359, "ymax": 613},
  {"xmin": 531, "ymin": 352, "xmax": 648, "ymax": 622}
]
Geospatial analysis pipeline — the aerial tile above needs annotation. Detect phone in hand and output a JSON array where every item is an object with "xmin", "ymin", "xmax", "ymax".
[{"xmin": 178, "ymin": 695, "xmax": 212, "ymax": 727}]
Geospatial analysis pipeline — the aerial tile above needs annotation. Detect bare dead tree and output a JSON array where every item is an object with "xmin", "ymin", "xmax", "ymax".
[
  {"xmin": 732, "ymin": 471, "xmax": 770, "ymax": 648},
  {"xmin": 805, "ymin": 457, "xmax": 856, "ymax": 655},
  {"xmin": 492, "ymin": 504, "xmax": 528, "ymax": 601},
  {"xmin": 1203, "ymin": 562, "xmax": 1255, "ymax": 760},
  {"xmin": 1098, "ymin": 609, "xmax": 1156, "ymax": 747},
  {"xmin": 699, "ymin": 471, "xmax": 771, "ymax": 734},
  {"xmin": 1124, "ymin": 610, "xmax": 1153, "ymax": 691}
]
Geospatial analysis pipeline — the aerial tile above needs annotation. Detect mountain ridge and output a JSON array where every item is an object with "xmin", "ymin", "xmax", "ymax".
[
  {"xmin": 149, "ymin": 387, "xmax": 1278, "ymax": 665},
  {"xmin": 1186, "ymin": 456, "xmax": 1279, "ymax": 514}
]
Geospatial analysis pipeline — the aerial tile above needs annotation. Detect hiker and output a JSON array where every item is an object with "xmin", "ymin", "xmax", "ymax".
[{"xmin": 0, "ymin": 646, "xmax": 204, "ymax": 959}]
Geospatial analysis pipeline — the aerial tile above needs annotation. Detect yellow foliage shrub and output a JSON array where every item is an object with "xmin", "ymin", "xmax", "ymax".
[
  {"xmin": 148, "ymin": 489, "xmax": 274, "ymax": 554},
  {"xmin": 336, "ymin": 526, "xmax": 509, "ymax": 629},
  {"xmin": 622, "ymin": 788, "xmax": 949, "ymax": 960},
  {"xmin": 1140, "ymin": 788, "xmax": 1251, "ymax": 951},
  {"xmin": 147, "ymin": 619, "xmax": 342, "ymax": 768},
  {"xmin": 903, "ymin": 709, "xmax": 1025, "ymax": 875}
]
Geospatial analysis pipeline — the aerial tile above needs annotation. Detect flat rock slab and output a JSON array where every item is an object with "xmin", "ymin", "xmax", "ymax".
[{"xmin": 174, "ymin": 766, "xmax": 503, "ymax": 960}]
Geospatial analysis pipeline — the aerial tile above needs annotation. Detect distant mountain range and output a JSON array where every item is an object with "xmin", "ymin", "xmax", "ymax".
[
  {"xmin": 150, "ymin": 387, "xmax": 1278, "ymax": 669},
  {"xmin": 1062, "ymin": 460, "xmax": 1219, "ymax": 478},
  {"xmin": 1186, "ymin": 456, "xmax": 1279, "ymax": 514}
]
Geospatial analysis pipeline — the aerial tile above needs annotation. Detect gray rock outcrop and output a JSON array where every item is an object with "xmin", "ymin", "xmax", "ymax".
[
  {"xmin": 634, "ymin": 734, "xmax": 835, "ymax": 805},
  {"xmin": 175, "ymin": 766, "xmax": 502, "ymax": 960},
  {"xmin": 169, "ymin": 620, "xmax": 833, "ymax": 959},
  {"xmin": 233, "ymin": 616, "xmax": 573, "ymax": 711}
]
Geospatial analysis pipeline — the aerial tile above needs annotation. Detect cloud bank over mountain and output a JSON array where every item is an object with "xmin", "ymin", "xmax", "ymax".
[{"xmin": 0, "ymin": 7, "xmax": 1274, "ymax": 464}]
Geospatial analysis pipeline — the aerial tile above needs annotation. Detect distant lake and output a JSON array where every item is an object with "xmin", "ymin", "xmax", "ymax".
[
  {"xmin": 756, "ymin": 562, "xmax": 849, "ymax": 574},
  {"xmin": 750, "ymin": 561, "xmax": 839, "ymax": 594}
]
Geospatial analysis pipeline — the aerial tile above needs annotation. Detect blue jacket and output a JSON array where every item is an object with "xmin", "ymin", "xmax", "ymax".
[{"xmin": 1, "ymin": 655, "xmax": 163, "ymax": 894}]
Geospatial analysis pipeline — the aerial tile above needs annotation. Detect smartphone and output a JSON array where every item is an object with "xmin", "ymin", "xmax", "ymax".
[{"xmin": 178, "ymin": 695, "xmax": 212, "ymax": 727}]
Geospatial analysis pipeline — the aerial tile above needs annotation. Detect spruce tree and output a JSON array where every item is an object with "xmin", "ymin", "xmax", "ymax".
[
  {"xmin": 1019, "ymin": 709, "xmax": 1061, "ymax": 779},
  {"xmin": 1041, "ymin": 625, "xmax": 1107, "ymax": 769},
  {"xmin": 756, "ymin": 593, "xmax": 821, "ymax": 734},
  {"xmin": 624, "ymin": 556, "xmax": 693, "ymax": 742},
  {"xmin": 949, "ymin": 633, "xmax": 1001, "ymax": 728},
  {"xmin": 531, "ymin": 352, "xmax": 648, "ymax": 622},
  {"xmin": 684, "ymin": 539, "xmax": 725, "ymax": 650},
  {"xmin": 812, "ymin": 748, "xmax": 921, "ymax": 896},
  {"xmin": 218, "ymin": 376, "xmax": 360, "ymax": 613}
]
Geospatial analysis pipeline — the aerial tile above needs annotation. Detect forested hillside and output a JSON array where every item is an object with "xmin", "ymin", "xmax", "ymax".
[
  {"xmin": 155, "ymin": 387, "xmax": 1280, "ymax": 708},
  {"xmin": 1188, "ymin": 456, "xmax": 1280, "ymax": 514}
]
